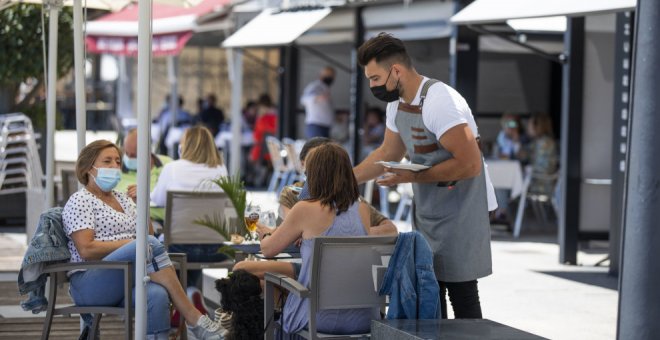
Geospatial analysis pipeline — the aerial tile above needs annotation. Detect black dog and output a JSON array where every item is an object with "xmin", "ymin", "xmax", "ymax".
[{"xmin": 216, "ymin": 269, "xmax": 264, "ymax": 340}]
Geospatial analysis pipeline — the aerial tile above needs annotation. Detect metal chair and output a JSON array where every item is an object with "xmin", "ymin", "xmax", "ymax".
[
  {"xmin": 264, "ymin": 236, "xmax": 397, "ymax": 340},
  {"xmin": 163, "ymin": 190, "xmax": 236, "ymax": 271},
  {"xmin": 265, "ymin": 136, "xmax": 291, "ymax": 194},
  {"xmin": 41, "ymin": 253, "xmax": 188, "ymax": 340},
  {"xmin": 513, "ymin": 166, "xmax": 559, "ymax": 238}
]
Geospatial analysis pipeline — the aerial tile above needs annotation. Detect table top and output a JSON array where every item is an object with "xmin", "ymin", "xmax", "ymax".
[
  {"xmin": 485, "ymin": 159, "xmax": 524, "ymax": 198},
  {"xmin": 372, "ymin": 319, "xmax": 547, "ymax": 340},
  {"xmin": 226, "ymin": 242, "xmax": 300, "ymax": 259}
]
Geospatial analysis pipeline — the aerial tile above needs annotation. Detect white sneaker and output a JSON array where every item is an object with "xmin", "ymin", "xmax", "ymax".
[{"xmin": 187, "ymin": 314, "xmax": 226, "ymax": 340}]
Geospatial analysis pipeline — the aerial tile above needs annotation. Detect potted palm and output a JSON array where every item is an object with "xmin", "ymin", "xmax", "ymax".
[{"xmin": 194, "ymin": 174, "xmax": 249, "ymax": 257}]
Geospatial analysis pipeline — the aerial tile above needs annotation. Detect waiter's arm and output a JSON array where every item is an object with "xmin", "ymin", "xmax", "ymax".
[
  {"xmin": 354, "ymin": 128, "xmax": 407, "ymax": 184},
  {"xmin": 377, "ymin": 123, "xmax": 481, "ymax": 186}
]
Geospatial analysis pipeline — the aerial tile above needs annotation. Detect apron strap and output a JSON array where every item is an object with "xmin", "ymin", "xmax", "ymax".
[{"xmin": 419, "ymin": 79, "xmax": 440, "ymax": 108}]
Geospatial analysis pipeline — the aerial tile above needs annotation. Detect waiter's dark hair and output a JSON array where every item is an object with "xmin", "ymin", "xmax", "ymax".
[
  {"xmin": 304, "ymin": 143, "xmax": 359, "ymax": 214},
  {"xmin": 358, "ymin": 32, "xmax": 412, "ymax": 68}
]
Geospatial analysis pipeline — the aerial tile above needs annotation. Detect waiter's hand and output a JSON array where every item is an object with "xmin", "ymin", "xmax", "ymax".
[
  {"xmin": 126, "ymin": 184, "xmax": 138, "ymax": 203},
  {"xmin": 375, "ymin": 168, "xmax": 416, "ymax": 186}
]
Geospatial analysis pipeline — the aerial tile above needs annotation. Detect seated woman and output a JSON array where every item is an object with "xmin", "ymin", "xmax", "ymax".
[
  {"xmin": 62, "ymin": 140, "xmax": 224, "ymax": 340},
  {"xmin": 234, "ymin": 143, "xmax": 395, "ymax": 335},
  {"xmin": 150, "ymin": 125, "xmax": 229, "ymax": 288}
]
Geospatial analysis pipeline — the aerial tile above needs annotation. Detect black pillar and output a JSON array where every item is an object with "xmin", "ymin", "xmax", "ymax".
[
  {"xmin": 350, "ymin": 7, "xmax": 365, "ymax": 163},
  {"xmin": 617, "ymin": 0, "xmax": 660, "ymax": 338},
  {"xmin": 609, "ymin": 12, "xmax": 634, "ymax": 277},
  {"xmin": 558, "ymin": 17, "xmax": 584, "ymax": 265},
  {"xmin": 278, "ymin": 45, "xmax": 299, "ymax": 139},
  {"xmin": 450, "ymin": 0, "xmax": 479, "ymax": 111}
]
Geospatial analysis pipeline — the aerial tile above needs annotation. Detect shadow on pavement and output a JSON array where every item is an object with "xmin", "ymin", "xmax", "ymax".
[{"xmin": 536, "ymin": 270, "xmax": 618, "ymax": 291}]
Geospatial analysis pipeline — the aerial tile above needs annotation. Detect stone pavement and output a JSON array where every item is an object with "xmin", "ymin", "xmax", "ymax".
[{"xmin": 0, "ymin": 190, "xmax": 617, "ymax": 339}]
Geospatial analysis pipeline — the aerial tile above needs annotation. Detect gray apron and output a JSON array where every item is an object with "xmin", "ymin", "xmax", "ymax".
[{"xmin": 394, "ymin": 79, "xmax": 492, "ymax": 282}]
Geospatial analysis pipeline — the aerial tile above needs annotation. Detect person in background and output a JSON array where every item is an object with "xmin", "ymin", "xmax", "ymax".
[
  {"xmin": 117, "ymin": 129, "xmax": 172, "ymax": 223},
  {"xmin": 362, "ymin": 107, "xmax": 386, "ymax": 160},
  {"xmin": 495, "ymin": 114, "xmax": 529, "ymax": 160},
  {"xmin": 199, "ymin": 94, "xmax": 225, "ymax": 137},
  {"xmin": 242, "ymin": 100, "xmax": 258, "ymax": 131},
  {"xmin": 525, "ymin": 113, "xmax": 558, "ymax": 195},
  {"xmin": 492, "ymin": 114, "xmax": 530, "ymax": 224},
  {"xmin": 249, "ymin": 94, "xmax": 278, "ymax": 165},
  {"xmin": 301, "ymin": 66, "xmax": 336, "ymax": 138},
  {"xmin": 62, "ymin": 140, "xmax": 225, "ymax": 340},
  {"xmin": 330, "ymin": 109, "xmax": 350, "ymax": 144},
  {"xmin": 150, "ymin": 126, "xmax": 229, "ymax": 289},
  {"xmin": 157, "ymin": 95, "xmax": 194, "ymax": 156}
]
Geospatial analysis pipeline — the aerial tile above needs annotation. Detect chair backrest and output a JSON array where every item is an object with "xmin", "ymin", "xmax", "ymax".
[
  {"xmin": 309, "ymin": 236, "xmax": 397, "ymax": 311},
  {"xmin": 164, "ymin": 190, "xmax": 234, "ymax": 246},
  {"xmin": 61, "ymin": 169, "xmax": 78, "ymax": 204},
  {"xmin": 282, "ymin": 138, "xmax": 303, "ymax": 174},
  {"xmin": 265, "ymin": 136, "xmax": 286, "ymax": 171}
]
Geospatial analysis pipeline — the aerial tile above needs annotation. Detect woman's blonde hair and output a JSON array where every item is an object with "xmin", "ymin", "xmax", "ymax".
[
  {"xmin": 180, "ymin": 125, "xmax": 223, "ymax": 167},
  {"xmin": 305, "ymin": 143, "xmax": 359, "ymax": 214},
  {"xmin": 76, "ymin": 140, "xmax": 122, "ymax": 185}
]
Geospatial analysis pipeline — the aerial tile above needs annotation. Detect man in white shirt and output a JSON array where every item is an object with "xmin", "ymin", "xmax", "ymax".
[
  {"xmin": 353, "ymin": 33, "xmax": 492, "ymax": 320},
  {"xmin": 300, "ymin": 66, "xmax": 336, "ymax": 138}
]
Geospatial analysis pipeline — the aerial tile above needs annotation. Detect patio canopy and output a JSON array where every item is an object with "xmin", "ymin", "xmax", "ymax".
[
  {"xmin": 86, "ymin": 0, "xmax": 229, "ymax": 56},
  {"xmin": 450, "ymin": 0, "xmax": 636, "ymax": 25},
  {"xmin": 222, "ymin": 7, "xmax": 332, "ymax": 48}
]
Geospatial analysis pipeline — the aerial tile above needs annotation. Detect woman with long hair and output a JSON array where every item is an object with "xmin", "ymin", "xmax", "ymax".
[{"xmin": 234, "ymin": 143, "xmax": 385, "ymax": 335}]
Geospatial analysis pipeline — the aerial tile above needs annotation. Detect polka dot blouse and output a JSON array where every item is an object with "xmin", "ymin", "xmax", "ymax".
[{"xmin": 62, "ymin": 188, "xmax": 138, "ymax": 263}]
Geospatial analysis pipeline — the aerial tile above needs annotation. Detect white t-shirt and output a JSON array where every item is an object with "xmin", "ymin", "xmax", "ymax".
[
  {"xmin": 385, "ymin": 77, "xmax": 498, "ymax": 211},
  {"xmin": 150, "ymin": 159, "xmax": 228, "ymax": 207},
  {"xmin": 62, "ymin": 188, "xmax": 137, "ymax": 264},
  {"xmin": 300, "ymin": 79, "xmax": 334, "ymax": 127}
]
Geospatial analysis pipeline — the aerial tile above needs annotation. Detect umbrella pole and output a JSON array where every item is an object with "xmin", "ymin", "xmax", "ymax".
[
  {"xmin": 73, "ymin": 0, "xmax": 86, "ymax": 162},
  {"xmin": 136, "ymin": 0, "xmax": 153, "ymax": 338},
  {"xmin": 228, "ymin": 48, "xmax": 243, "ymax": 176},
  {"xmin": 44, "ymin": 0, "xmax": 61, "ymax": 208}
]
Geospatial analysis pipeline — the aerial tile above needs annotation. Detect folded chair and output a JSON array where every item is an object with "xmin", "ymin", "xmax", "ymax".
[{"xmin": 264, "ymin": 236, "xmax": 397, "ymax": 340}]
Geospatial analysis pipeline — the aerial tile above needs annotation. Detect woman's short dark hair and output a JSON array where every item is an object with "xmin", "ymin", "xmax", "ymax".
[
  {"xmin": 304, "ymin": 143, "xmax": 359, "ymax": 214},
  {"xmin": 358, "ymin": 32, "xmax": 412, "ymax": 68},
  {"xmin": 76, "ymin": 140, "xmax": 122, "ymax": 186},
  {"xmin": 299, "ymin": 137, "xmax": 332, "ymax": 162}
]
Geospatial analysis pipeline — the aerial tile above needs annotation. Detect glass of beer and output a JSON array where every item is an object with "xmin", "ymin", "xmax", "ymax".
[{"xmin": 244, "ymin": 206, "xmax": 260, "ymax": 240}]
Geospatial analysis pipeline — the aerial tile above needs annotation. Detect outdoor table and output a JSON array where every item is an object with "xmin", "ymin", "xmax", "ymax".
[
  {"xmin": 372, "ymin": 319, "xmax": 547, "ymax": 340},
  {"xmin": 226, "ymin": 242, "xmax": 300, "ymax": 262},
  {"xmin": 485, "ymin": 159, "xmax": 524, "ymax": 199}
]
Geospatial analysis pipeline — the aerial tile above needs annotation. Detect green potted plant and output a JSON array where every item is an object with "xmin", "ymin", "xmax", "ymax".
[{"xmin": 194, "ymin": 174, "xmax": 249, "ymax": 257}]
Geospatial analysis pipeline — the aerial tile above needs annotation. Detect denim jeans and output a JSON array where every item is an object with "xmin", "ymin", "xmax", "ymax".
[
  {"xmin": 69, "ymin": 236, "xmax": 172, "ymax": 335},
  {"xmin": 168, "ymin": 244, "xmax": 228, "ymax": 288},
  {"xmin": 305, "ymin": 124, "xmax": 330, "ymax": 139}
]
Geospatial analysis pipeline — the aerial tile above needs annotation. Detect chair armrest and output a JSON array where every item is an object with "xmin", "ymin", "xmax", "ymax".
[
  {"xmin": 264, "ymin": 272, "xmax": 309, "ymax": 298},
  {"xmin": 42, "ymin": 261, "xmax": 132, "ymax": 273}
]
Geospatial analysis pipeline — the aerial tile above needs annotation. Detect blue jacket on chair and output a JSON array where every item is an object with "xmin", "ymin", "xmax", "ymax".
[
  {"xmin": 17, "ymin": 207, "xmax": 70, "ymax": 314},
  {"xmin": 378, "ymin": 231, "xmax": 440, "ymax": 319}
]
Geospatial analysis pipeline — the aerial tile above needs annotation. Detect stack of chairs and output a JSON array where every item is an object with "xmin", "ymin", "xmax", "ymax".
[{"xmin": 0, "ymin": 113, "xmax": 43, "ymax": 221}]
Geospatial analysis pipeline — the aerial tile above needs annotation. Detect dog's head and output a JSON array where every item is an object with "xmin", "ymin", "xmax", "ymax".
[{"xmin": 215, "ymin": 269, "xmax": 262, "ymax": 312}]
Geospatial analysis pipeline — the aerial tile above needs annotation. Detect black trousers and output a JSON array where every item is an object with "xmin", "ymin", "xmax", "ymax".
[{"xmin": 438, "ymin": 280, "xmax": 483, "ymax": 319}]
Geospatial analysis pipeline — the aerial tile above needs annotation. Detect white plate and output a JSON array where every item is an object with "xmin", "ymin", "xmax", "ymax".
[{"xmin": 375, "ymin": 161, "xmax": 430, "ymax": 172}]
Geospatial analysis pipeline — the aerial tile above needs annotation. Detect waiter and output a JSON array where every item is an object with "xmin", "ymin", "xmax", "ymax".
[{"xmin": 353, "ymin": 33, "xmax": 491, "ymax": 319}]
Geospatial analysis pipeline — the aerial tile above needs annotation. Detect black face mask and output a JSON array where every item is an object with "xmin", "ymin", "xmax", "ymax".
[
  {"xmin": 321, "ymin": 77, "xmax": 334, "ymax": 86},
  {"xmin": 370, "ymin": 68, "xmax": 400, "ymax": 102}
]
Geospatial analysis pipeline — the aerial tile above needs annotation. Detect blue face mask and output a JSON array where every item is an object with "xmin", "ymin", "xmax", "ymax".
[
  {"xmin": 122, "ymin": 154, "xmax": 138, "ymax": 171},
  {"xmin": 92, "ymin": 167, "xmax": 121, "ymax": 192}
]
